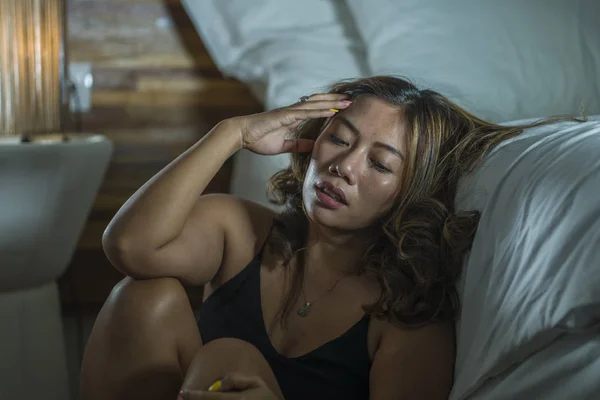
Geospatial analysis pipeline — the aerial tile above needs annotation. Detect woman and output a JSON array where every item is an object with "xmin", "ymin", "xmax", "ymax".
[{"xmin": 80, "ymin": 76, "xmax": 557, "ymax": 400}]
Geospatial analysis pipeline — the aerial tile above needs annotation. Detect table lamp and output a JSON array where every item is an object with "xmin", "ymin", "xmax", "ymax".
[{"xmin": 0, "ymin": 0, "xmax": 67, "ymax": 139}]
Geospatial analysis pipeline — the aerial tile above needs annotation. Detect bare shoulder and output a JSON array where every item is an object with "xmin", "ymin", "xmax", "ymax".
[
  {"xmin": 369, "ymin": 317, "xmax": 455, "ymax": 399},
  {"xmin": 197, "ymin": 193, "xmax": 277, "ymax": 283},
  {"xmin": 373, "ymin": 318, "xmax": 455, "ymax": 351}
]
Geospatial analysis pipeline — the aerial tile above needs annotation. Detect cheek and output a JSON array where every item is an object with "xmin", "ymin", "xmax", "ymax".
[
  {"xmin": 302, "ymin": 159, "xmax": 321, "ymax": 198},
  {"xmin": 312, "ymin": 138, "xmax": 332, "ymax": 161},
  {"xmin": 363, "ymin": 177, "xmax": 400, "ymax": 207},
  {"xmin": 303, "ymin": 161, "xmax": 317, "ymax": 186}
]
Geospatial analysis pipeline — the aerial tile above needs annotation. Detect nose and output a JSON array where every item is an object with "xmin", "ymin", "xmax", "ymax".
[{"xmin": 335, "ymin": 150, "xmax": 362, "ymax": 186}]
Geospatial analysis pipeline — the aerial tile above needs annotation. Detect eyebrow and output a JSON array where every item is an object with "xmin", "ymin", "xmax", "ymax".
[{"xmin": 336, "ymin": 116, "xmax": 405, "ymax": 160}]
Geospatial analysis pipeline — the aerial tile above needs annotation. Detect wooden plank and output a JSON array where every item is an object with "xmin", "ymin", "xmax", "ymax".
[
  {"xmin": 136, "ymin": 75, "xmax": 244, "ymax": 92},
  {"xmin": 92, "ymin": 67, "xmax": 224, "ymax": 90},
  {"xmin": 78, "ymin": 106, "xmax": 261, "ymax": 132},
  {"xmin": 68, "ymin": 1, "xmax": 211, "ymax": 68},
  {"xmin": 77, "ymin": 53, "xmax": 208, "ymax": 69},
  {"xmin": 92, "ymin": 88, "xmax": 258, "ymax": 107}
]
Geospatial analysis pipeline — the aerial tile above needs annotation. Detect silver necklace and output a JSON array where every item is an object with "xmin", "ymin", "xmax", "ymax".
[{"xmin": 296, "ymin": 275, "xmax": 347, "ymax": 317}]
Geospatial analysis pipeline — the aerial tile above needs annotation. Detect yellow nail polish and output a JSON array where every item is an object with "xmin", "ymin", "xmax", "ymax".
[
  {"xmin": 329, "ymin": 108, "xmax": 339, "ymax": 113},
  {"xmin": 208, "ymin": 380, "xmax": 222, "ymax": 392}
]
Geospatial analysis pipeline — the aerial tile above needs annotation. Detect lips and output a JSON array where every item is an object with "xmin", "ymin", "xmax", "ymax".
[{"xmin": 315, "ymin": 181, "xmax": 348, "ymax": 205}]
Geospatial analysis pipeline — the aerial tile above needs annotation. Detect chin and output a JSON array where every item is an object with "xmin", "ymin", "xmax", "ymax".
[
  {"xmin": 304, "ymin": 197, "xmax": 367, "ymax": 232},
  {"xmin": 301, "ymin": 178, "xmax": 372, "ymax": 231},
  {"xmin": 303, "ymin": 191, "xmax": 342, "ymax": 226},
  {"xmin": 311, "ymin": 210, "xmax": 376, "ymax": 234}
]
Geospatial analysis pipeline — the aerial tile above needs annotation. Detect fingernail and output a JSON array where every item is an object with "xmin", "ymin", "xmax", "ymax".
[
  {"xmin": 329, "ymin": 109, "xmax": 339, "ymax": 113},
  {"xmin": 208, "ymin": 380, "xmax": 222, "ymax": 392},
  {"xmin": 178, "ymin": 390, "xmax": 185, "ymax": 398},
  {"xmin": 342, "ymin": 100, "xmax": 352, "ymax": 104}
]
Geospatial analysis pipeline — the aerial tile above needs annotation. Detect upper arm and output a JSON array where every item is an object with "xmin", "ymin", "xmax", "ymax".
[
  {"xmin": 113, "ymin": 193, "xmax": 274, "ymax": 286},
  {"xmin": 369, "ymin": 321, "xmax": 455, "ymax": 400}
]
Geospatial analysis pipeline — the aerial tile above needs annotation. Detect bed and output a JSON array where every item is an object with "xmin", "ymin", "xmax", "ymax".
[{"xmin": 182, "ymin": 1, "xmax": 600, "ymax": 398}]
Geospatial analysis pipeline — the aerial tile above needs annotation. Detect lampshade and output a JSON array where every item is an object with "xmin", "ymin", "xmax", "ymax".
[{"xmin": 0, "ymin": 0, "xmax": 67, "ymax": 137}]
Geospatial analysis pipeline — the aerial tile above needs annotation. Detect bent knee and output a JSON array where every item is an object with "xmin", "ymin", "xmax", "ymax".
[
  {"xmin": 205, "ymin": 338, "xmax": 261, "ymax": 355},
  {"xmin": 201, "ymin": 338, "xmax": 267, "ymax": 370},
  {"xmin": 106, "ymin": 277, "xmax": 190, "ymax": 323},
  {"xmin": 184, "ymin": 338, "xmax": 277, "ymax": 393}
]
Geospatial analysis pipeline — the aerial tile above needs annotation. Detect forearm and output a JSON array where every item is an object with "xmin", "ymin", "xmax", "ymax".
[{"xmin": 103, "ymin": 120, "xmax": 242, "ymax": 252}]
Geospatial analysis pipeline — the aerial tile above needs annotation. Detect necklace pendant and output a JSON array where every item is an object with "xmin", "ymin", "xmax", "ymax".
[{"xmin": 297, "ymin": 302, "xmax": 312, "ymax": 317}]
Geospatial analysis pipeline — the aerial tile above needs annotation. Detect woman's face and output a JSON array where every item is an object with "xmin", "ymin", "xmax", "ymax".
[{"xmin": 302, "ymin": 95, "xmax": 408, "ymax": 231}]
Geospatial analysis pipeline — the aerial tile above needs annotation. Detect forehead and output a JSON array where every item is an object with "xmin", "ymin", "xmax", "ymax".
[{"xmin": 334, "ymin": 95, "xmax": 406, "ymax": 145}]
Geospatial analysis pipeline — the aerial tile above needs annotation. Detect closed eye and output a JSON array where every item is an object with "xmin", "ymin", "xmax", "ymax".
[
  {"xmin": 329, "ymin": 134, "xmax": 391, "ymax": 173},
  {"xmin": 370, "ymin": 159, "xmax": 391, "ymax": 173},
  {"xmin": 329, "ymin": 134, "xmax": 348, "ymax": 146}
]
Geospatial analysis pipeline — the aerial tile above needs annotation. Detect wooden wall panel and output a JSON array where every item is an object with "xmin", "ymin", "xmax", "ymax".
[{"xmin": 59, "ymin": 0, "xmax": 263, "ymax": 309}]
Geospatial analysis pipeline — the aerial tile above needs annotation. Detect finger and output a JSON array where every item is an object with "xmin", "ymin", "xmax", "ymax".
[
  {"xmin": 287, "ymin": 120, "xmax": 303, "ymax": 131},
  {"xmin": 278, "ymin": 139, "xmax": 315, "ymax": 154},
  {"xmin": 301, "ymin": 93, "xmax": 350, "ymax": 102},
  {"xmin": 292, "ymin": 99, "xmax": 352, "ymax": 111},
  {"xmin": 220, "ymin": 373, "xmax": 263, "ymax": 392},
  {"xmin": 179, "ymin": 389, "xmax": 236, "ymax": 399},
  {"xmin": 268, "ymin": 121, "xmax": 302, "ymax": 139},
  {"xmin": 251, "ymin": 118, "xmax": 302, "ymax": 146},
  {"xmin": 277, "ymin": 108, "xmax": 337, "ymax": 126}
]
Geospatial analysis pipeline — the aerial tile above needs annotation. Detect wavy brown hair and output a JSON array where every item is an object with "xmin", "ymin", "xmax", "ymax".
[{"xmin": 266, "ymin": 76, "xmax": 581, "ymax": 328}]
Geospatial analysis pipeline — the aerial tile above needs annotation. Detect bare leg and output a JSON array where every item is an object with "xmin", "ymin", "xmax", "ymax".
[
  {"xmin": 80, "ymin": 277, "xmax": 202, "ymax": 400},
  {"xmin": 181, "ymin": 338, "xmax": 284, "ymax": 399}
]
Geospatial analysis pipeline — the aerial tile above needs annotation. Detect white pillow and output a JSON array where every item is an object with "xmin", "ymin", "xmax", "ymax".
[
  {"xmin": 182, "ymin": 0, "xmax": 368, "ymax": 208},
  {"xmin": 346, "ymin": 0, "xmax": 600, "ymax": 122},
  {"xmin": 468, "ymin": 332, "xmax": 600, "ymax": 399},
  {"xmin": 452, "ymin": 115, "xmax": 600, "ymax": 399}
]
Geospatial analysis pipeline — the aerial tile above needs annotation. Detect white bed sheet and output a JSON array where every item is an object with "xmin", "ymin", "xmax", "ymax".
[
  {"xmin": 468, "ymin": 331, "xmax": 600, "ymax": 399},
  {"xmin": 453, "ymin": 115, "xmax": 600, "ymax": 399}
]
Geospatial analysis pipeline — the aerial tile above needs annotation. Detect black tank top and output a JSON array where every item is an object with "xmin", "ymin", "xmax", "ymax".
[{"xmin": 196, "ymin": 247, "xmax": 371, "ymax": 400}]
